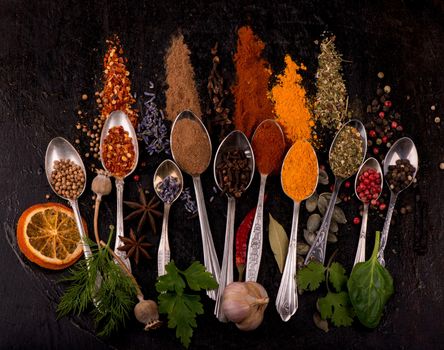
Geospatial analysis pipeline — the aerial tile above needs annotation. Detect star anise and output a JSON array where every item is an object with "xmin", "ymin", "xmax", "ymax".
[
  {"xmin": 124, "ymin": 185, "xmax": 162, "ymax": 234},
  {"xmin": 118, "ymin": 229, "xmax": 153, "ymax": 265}
]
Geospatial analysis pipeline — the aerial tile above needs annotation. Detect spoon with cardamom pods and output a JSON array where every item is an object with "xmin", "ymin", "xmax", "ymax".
[
  {"xmin": 353, "ymin": 157, "xmax": 383, "ymax": 266},
  {"xmin": 245, "ymin": 119, "xmax": 285, "ymax": 283},
  {"xmin": 305, "ymin": 120, "xmax": 367, "ymax": 265},
  {"xmin": 276, "ymin": 140, "xmax": 319, "ymax": 321},
  {"xmin": 100, "ymin": 110, "xmax": 139, "ymax": 273},
  {"xmin": 213, "ymin": 130, "xmax": 255, "ymax": 322},
  {"xmin": 153, "ymin": 159, "xmax": 183, "ymax": 276},
  {"xmin": 377, "ymin": 137, "xmax": 418, "ymax": 266}
]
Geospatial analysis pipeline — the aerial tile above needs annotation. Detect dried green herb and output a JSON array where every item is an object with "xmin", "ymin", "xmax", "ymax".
[{"xmin": 329, "ymin": 126, "xmax": 363, "ymax": 178}]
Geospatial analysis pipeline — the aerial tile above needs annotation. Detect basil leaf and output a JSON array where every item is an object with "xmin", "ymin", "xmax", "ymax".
[{"xmin": 347, "ymin": 231, "xmax": 394, "ymax": 328}]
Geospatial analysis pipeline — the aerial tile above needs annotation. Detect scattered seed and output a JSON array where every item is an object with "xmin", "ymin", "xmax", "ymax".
[
  {"xmin": 307, "ymin": 214, "xmax": 321, "ymax": 232},
  {"xmin": 305, "ymin": 193, "xmax": 318, "ymax": 213},
  {"xmin": 327, "ymin": 233, "xmax": 338, "ymax": 243},
  {"xmin": 82, "ymin": 94, "xmax": 88, "ymax": 100},
  {"xmin": 304, "ymin": 229, "xmax": 316, "ymax": 246},
  {"xmin": 332, "ymin": 206, "xmax": 347, "ymax": 224},
  {"xmin": 297, "ymin": 242, "xmax": 310, "ymax": 256},
  {"xmin": 377, "ymin": 72, "xmax": 384, "ymax": 79}
]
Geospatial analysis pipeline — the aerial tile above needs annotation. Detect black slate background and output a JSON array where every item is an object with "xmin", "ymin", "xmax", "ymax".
[{"xmin": 1, "ymin": 0, "xmax": 443, "ymax": 349}]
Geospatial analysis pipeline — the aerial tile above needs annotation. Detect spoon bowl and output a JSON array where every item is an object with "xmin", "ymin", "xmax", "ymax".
[{"xmin": 153, "ymin": 159, "xmax": 184, "ymax": 204}]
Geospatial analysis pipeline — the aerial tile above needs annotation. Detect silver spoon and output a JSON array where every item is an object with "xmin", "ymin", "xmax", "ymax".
[
  {"xmin": 213, "ymin": 130, "xmax": 255, "ymax": 322},
  {"xmin": 171, "ymin": 110, "xmax": 220, "ymax": 300},
  {"xmin": 246, "ymin": 119, "xmax": 285, "ymax": 282},
  {"xmin": 45, "ymin": 137, "xmax": 91, "ymax": 259},
  {"xmin": 353, "ymin": 157, "xmax": 383, "ymax": 266},
  {"xmin": 153, "ymin": 159, "xmax": 183, "ymax": 276},
  {"xmin": 377, "ymin": 137, "xmax": 418, "ymax": 266},
  {"xmin": 275, "ymin": 141, "xmax": 319, "ymax": 321},
  {"xmin": 100, "ymin": 110, "xmax": 139, "ymax": 273},
  {"xmin": 305, "ymin": 119, "xmax": 367, "ymax": 265}
]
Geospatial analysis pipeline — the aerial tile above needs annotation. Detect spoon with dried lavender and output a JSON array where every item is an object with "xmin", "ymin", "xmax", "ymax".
[
  {"xmin": 377, "ymin": 137, "xmax": 418, "ymax": 266},
  {"xmin": 171, "ymin": 110, "xmax": 220, "ymax": 299},
  {"xmin": 153, "ymin": 159, "xmax": 183, "ymax": 276},
  {"xmin": 353, "ymin": 157, "xmax": 383, "ymax": 266},
  {"xmin": 245, "ymin": 119, "xmax": 285, "ymax": 283},
  {"xmin": 213, "ymin": 130, "xmax": 255, "ymax": 321},
  {"xmin": 100, "ymin": 110, "xmax": 139, "ymax": 272},
  {"xmin": 305, "ymin": 119, "xmax": 367, "ymax": 265},
  {"xmin": 276, "ymin": 140, "xmax": 319, "ymax": 321}
]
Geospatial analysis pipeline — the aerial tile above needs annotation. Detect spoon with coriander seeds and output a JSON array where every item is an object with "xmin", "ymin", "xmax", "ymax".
[
  {"xmin": 305, "ymin": 120, "xmax": 367, "ymax": 265},
  {"xmin": 100, "ymin": 110, "xmax": 139, "ymax": 272},
  {"xmin": 153, "ymin": 159, "xmax": 183, "ymax": 276},
  {"xmin": 276, "ymin": 140, "xmax": 319, "ymax": 321},
  {"xmin": 377, "ymin": 137, "xmax": 418, "ymax": 266},
  {"xmin": 213, "ymin": 130, "xmax": 255, "ymax": 321}
]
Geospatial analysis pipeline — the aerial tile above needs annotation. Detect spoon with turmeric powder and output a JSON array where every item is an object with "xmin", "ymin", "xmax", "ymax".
[
  {"xmin": 276, "ymin": 140, "xmax": 319, "ymax": 321},
  {"xmin": 245, "ymin": 120, "xmax": 285, "ymax": 282}
]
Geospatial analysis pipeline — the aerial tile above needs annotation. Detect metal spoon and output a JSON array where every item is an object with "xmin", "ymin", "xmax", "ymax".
[
  {"xmin": 275, "ymin": 141, "xmax": 319, "ymax": 321},
  {"xmin": 213, "ymin": 130, "xmax": 255, "ymax": 321},
  {"xmin": 45, "ymin": 137, "xmax": 91, "ymax": 259},
  {"xmin": 377, "ymin": 137, "xmax": 418, "ymax": 266},
  {"xmin": 171, "ymin": 110, "xmax": 220, "ymax": 300},
  {"xmin": 153, "ymin": 159, "xmax": 183, "ymax": 276},
  {"xmin": 246, "ymin": 119, "xmax": 285, "ymax": 282},
  {"xmin": 353, "ymin": 157, "xmax": 383, "ymax": 266},
  {"xmin": 305, "ymin": 120, "xmax": 367, "ymax": 265},
  {"xmin": 100, "ymin": 110, "xmax": 139, "ymax": 273}
]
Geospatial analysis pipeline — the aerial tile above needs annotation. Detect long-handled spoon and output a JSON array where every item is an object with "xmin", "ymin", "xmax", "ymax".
[
  {"xmin": 153, "ymin": 159, "xmax": 183, "ymax": 276},
  {"xmin": 353, "ymin": 157, "xmax": 383, "ymax": 266},
  {"xmin": 100, "ymin": 110, "xmax": 139, "ymax": 273},
  {"xmin": 305, "ymin": 120, "xmax": 367, "ymax": 265},
  {"xmin": 171, "ymin": 110, "xmax": 220, "ymax": 300},
  {"xmin": 275, "ymin": 141, "xmax": 319, "ymax": 321},
  {"xmin": 245, "ymin": 119, "xmax": 285, "ymax": 282},
  {"xmin": 213, "ymin": 130, "xmax": 255, "ymax": 321},
  {"xmin": 377, "ymin": 137, "xmax": 418, "ymax": 266}
]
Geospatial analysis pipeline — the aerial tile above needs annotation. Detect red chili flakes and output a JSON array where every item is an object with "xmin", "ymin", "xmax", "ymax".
[{"xmin": 102, "ymin": 126, "xmax": 136, "ymax": 178}]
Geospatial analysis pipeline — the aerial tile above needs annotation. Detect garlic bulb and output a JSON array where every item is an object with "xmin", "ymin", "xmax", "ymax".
[
  {"xmin": 134, "ymin": 298, "xmax": 162, "ymax": 331},
  {"xmin": 221, "ymin": 281, "xmax": 269, "ymax": 331}
]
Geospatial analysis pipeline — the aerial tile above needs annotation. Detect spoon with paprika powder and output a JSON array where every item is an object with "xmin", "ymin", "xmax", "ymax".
[
  {"xmin": 213, "ymin": 130, "xmax": 255, "ymax": 321},
  {"xmin": 276, "ymin": 140, "xmax": 319, "ymax": 321},
  {"xmin": 100, "ymin": 110, "xmax": 139, "ymax": 273},
  {"xmin": 245, "ymin": 119, "xmax": 285, "ymax": 282}
]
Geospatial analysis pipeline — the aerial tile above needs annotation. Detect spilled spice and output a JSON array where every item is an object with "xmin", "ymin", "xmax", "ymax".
[
  {"xmin": 270, "ymin": 55, "xmax": 314, "ymax": 144},
  {"xmin": 232, "ymin": 26, "xmax": 274, "ymax": 138},
  {"xmin": 164, "ymin": 33, "xmax": 202, "ymax": 121}
]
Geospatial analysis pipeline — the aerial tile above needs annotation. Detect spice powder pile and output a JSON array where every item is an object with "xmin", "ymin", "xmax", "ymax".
[
  {"xmin": 252, "ymin": 121, "xmax": 285, "ymax": 175},
  {"xmin": 102, "ymin": 126, "xmax": 136, "ymax": 178}
]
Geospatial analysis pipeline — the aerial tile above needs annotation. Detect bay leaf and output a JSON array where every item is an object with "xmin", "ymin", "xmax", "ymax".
[{"xmin": 268, "ymin": 214, "xmax": 289, "ymax": 273}]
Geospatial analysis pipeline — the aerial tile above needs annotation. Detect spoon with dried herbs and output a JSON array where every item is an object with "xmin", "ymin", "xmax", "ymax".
[
  {"xmin": 377, "ymin": 137, "xmax": 418, "ymax": 266},
  {"xmin": 213, "ymin": 130, "xmax": 255, "ymax": 321},
  {"xmin": 153, "ymin": 159, "xmax": 183, "ymax": 276},
  {"xmin": 100, "ymin": 110, "xmax": 139, "ymax": 272},
  {"xmin": 276, "ymin": 140, "xmax": 319, "ymax": 321},
  {"xmin": 305, "ymin": 120, "xmax": 367, "ymax": 265}
]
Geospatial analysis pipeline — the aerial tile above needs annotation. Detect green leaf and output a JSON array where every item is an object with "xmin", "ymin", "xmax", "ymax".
[
  {"xmin": 159, "ymin": 292, "xmax": 203, "ymax": 348},
  {"xmin": 297, "ymin": 261, "xmax": 326, "ymax": 291},
  {"xmin": 268, "ymin": 214, "xmax": 289, "ymax": 273},
  {"xmin": 156, "ymin": 261, "xmax": 186, "ymax": 295},
  {"xmin": 182, "ymin": 261, "xmax": 218, "ymax": 291},
  {"xmin": 318, "ymin": 291, "xmax": 354, "ymax": 327},
  {"xmin": 328, "ymin": 262, "xmax": 348, "ymax": 292},
  {"xmin": 348, "ymin": 231, "xmax": 394, "ymax": 328}
]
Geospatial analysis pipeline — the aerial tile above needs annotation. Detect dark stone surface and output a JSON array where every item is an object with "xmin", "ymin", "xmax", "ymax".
[{"xmin": 1, "ymin": 0, "xmax": 443, "ymax": 349}]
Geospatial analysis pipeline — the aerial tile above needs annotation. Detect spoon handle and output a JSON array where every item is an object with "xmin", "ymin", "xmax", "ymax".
[
  {"xmin": 214, "ymin": 197, "xmax": 236, "ymax": 322},
  {"xmin": 354, "ymin": 203, "xmax": 369, "ymax": 266},
  {"xmin": 193, "ymin": 176, "xmax": 220, "ymax": 300},
  {"xmin": 115, "ymin": 179, "xmax": 131, "ymax": 273},
  {"xmin": 276, "ymin": 201, "xmax": 300, "ymax": 321},
  {"xmin": 305, "ymin": 178, "xmax": 343, "ymax": 265},
  {"xmin": 158, "ymin": 204, "xmax": 171, "ymax": 276},
  {"xmin": 377, "ymin": 192, "xmax": 398, "ymax": 266},
  {"xmin": 245, "ymin": 173, "xmax": 267, "ymax": 282}
]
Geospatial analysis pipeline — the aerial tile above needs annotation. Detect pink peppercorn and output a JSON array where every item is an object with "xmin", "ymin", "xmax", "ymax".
[{"xmin": 357, "ymin": 168, "xmax": 382, "ymax": 203}]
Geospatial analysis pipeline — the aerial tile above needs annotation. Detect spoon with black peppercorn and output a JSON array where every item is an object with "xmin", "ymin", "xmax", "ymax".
[
  {"xmin": 305, "ymin": 119, "xmax": 367, "ymax": 265},
  {"xmin": 100, "ymin": 110, "xmax": 139, "ymax": 273},
  {"xmin": 377, "ymin": 137, "xmax": 418, "ymax": 266},
  {"xmin": 213, "ymin": 130, "xmax": 255, "ymax": 322}
]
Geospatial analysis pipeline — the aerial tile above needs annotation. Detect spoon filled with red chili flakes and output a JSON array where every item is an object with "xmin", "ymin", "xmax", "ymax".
[{"xmin": 100, "ymin": 110, "xmax": 139, "ymax": 272}]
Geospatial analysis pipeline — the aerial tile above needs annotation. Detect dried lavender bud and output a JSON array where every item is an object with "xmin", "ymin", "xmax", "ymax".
[
  {"xmin": 180, "ymin": 187, "xmax": 198, "ymax": 215},
  {"xmin": 156, "ymin": 175, "xmax": 180, "ymax": 203}
]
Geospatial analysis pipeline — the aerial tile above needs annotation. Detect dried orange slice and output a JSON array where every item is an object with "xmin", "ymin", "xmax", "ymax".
[{"xmin": 17, "ymin": 203, "xmax": 86, "ymax": 270}]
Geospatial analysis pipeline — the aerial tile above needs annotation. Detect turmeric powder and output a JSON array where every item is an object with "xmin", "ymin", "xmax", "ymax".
[
  {"xmin": 282, "ymin": 140, "xmax": 318, "ymax": 202},
  {"xmin": 270, "ymin": 55, "xmax": 314, "ymax": 144}
]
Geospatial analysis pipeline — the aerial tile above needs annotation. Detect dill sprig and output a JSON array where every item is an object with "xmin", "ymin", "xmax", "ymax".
[{"xmin": 57, "ymin": 227, "xmax": 137, "ymax": 337}]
